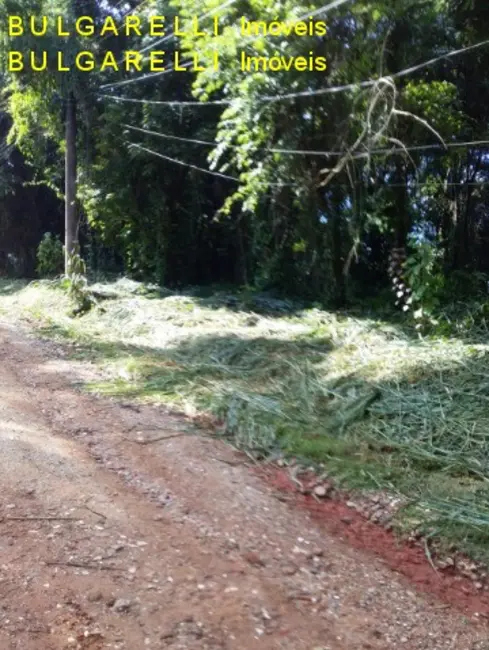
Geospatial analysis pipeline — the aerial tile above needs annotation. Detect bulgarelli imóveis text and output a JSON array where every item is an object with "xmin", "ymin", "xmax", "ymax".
[{"xmin": 5, "ymin": 14, "xmax": 328, "ymax": 73}]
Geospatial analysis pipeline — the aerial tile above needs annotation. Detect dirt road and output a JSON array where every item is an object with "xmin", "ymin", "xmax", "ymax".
[{"xmin": 0, "ymin": 321, "xmax": 487, "ymax": 650}]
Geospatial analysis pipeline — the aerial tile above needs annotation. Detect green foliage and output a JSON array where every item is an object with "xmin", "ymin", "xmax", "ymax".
[
  {"xmin": 403, "ymin": 235, "xmax": 445, "ymax": 327},
  {"xmin": 36, "ymin": 233, "xmax": 64, "ymax": 278},
  {"xmin": 65, "ymin": 246, "xmax": 94, "ymax": 316},
  {"xmin": 444, "ymin": 270, "xmax": 488, "ymax": 301},
  {"xmin": 402, "ymin": 81, "xmax": 466, "ymax": 137},
  {"xmin": 3, "ymin": 0, "xmax": 489, "ymax": 305}
]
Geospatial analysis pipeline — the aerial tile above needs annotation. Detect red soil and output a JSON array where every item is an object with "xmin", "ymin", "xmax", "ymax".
[{"xmin": 256, "ymin": 465, "xmax": 489, "ymax": 623}]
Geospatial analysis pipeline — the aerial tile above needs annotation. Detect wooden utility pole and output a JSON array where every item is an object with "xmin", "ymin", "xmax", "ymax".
[{"xmin": 65, "ymin": 92, "xmax": 77, "ymax": 274}]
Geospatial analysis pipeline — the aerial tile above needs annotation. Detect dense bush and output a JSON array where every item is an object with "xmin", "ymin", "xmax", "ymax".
[{"xmin": 36, "ymin": 233, "xmax": 64, "ymax": 278}]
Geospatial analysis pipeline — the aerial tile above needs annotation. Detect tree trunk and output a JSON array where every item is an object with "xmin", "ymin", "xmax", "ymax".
[{"xmin": 65, "ymin": 92, "xmax": 77, "ymax": 273}]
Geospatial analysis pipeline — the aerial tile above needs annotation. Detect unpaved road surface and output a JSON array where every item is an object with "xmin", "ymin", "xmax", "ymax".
[{"xmin": 0, "ymin": 321, "xmax": 488, "ymax": 650}]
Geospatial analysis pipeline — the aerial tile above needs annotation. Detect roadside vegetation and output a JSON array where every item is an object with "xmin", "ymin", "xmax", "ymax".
[{"xmin": 2, "ymin": 277, "xmax": 489, "ymax": 563}]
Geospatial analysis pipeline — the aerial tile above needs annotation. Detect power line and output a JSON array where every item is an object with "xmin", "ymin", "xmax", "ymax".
[
  {"xmin": 262, "ymin": 37, "xmax": 489, "ymax": 102},
  {"xmin": 124, "ymin": 124, "xmax": 228, "ymax": 145},
  {"xmin": 97, "ymin": 0, "xmax": 238, "ymax": 77},
  {"xmin": 123, "ymin": 122, "xmax": 364, "ymax": 157},
  {"xmin": 121, "ymin": 124, "xmax": 489, "ymax": 188},
  {"xmin": 99, "ymin": 0, "xmax": 239, "ymax": 86},
  {"xmin": 120, "ymin": 141, "xmax": 489, "ymax": 193},
  {"xmin": 121, "ymin": 136, "xmax": 489, "ymax": 193},
  {"xmin": 268, "ymin": 139, "xmax": 489, "ymax": 158},
  {"xmin": 98, "ymin": 33, "xmax": 489, "ymax": 112},
  {"xmin": 125, "ymin": 140, "xmax": 300, "ymax": 187},
  {"xmin": 99, "ymin": 0, "xmax": 353, "ymax": 90},
  {"xmin": 126, "ymin": 141, "xmax": 239, "ymax": 180},
  {"xmin": 389, "ymin": 182, "xmax": 489, "ymax": 187},
  {"xmin": 351, "ymin": 139, "xmax": 489, "ymax": 158},
  {"xmin": 123, "ymin": 124, "xmax": 489, "ymax": 159},
  {"xmin": 299, "ymin": 0, "xmax": 350, "ymax": 20},
  {"xmin": 294, "ymin": 180, "xmax": 489, "ymax": 189},
  {"xmin": 99, "ymin": 93, "xmax": 228, "ymax": 106},
  {"xmin": 124, "ymin": 122, "xmax": 355, "ymax": 156},
  {"xmin": 99, "ymin": 62, "xmax": 191, "ymax": 90}
]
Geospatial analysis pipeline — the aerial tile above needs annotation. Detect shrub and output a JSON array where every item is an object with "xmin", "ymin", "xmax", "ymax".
[
  {"xmin": 36, "ymin": 233, "xmax": 64, "ymax": 278},
  {"xmin": 66, "ymin": 244, "xmax": 94, "ymax": 315},
  {"xmin": 403, "ymin": 235, "xmax": 445, "ymax": 328}
]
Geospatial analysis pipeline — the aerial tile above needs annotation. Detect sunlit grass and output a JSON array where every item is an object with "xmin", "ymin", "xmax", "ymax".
[{"xmin": 2, "ymin": 277, "xmax": 489, "ymax": 560}]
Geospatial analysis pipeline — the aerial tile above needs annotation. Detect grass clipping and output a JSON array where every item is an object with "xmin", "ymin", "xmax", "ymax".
[{"xmin": 3, "ymin": 280, "xmax": 489, "ymax": 558}]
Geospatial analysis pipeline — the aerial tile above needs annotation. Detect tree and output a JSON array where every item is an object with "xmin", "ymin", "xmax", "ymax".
[
  {"xmin": 0, "ymin": 0, "xmax": 489, "ymax": 304},
  {"xmin": 0, "ymin": 0, "xmax": 105, "ymax": 273}
]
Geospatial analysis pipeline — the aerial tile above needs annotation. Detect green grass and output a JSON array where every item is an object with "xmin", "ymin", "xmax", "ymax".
[{"xmin": 3, "ymin": 277, "xmax": 489, "ymax": 561}]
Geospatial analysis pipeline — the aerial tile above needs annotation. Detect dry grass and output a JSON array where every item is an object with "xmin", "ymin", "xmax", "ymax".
[{"xmin": 2, "ymin": 278, "xmax": 489, "ymax": 559}]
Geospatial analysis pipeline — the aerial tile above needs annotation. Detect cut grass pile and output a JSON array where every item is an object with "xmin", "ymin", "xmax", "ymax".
[{"xmin": 2, "ymin": 278, "xmax": 489, "ymax": 560}]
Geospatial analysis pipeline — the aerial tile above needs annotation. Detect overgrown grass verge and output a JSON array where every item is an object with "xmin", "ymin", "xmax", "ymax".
[{"xmin": 2, "ymin": 278, "xmax": 489, "ymax": 561}]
